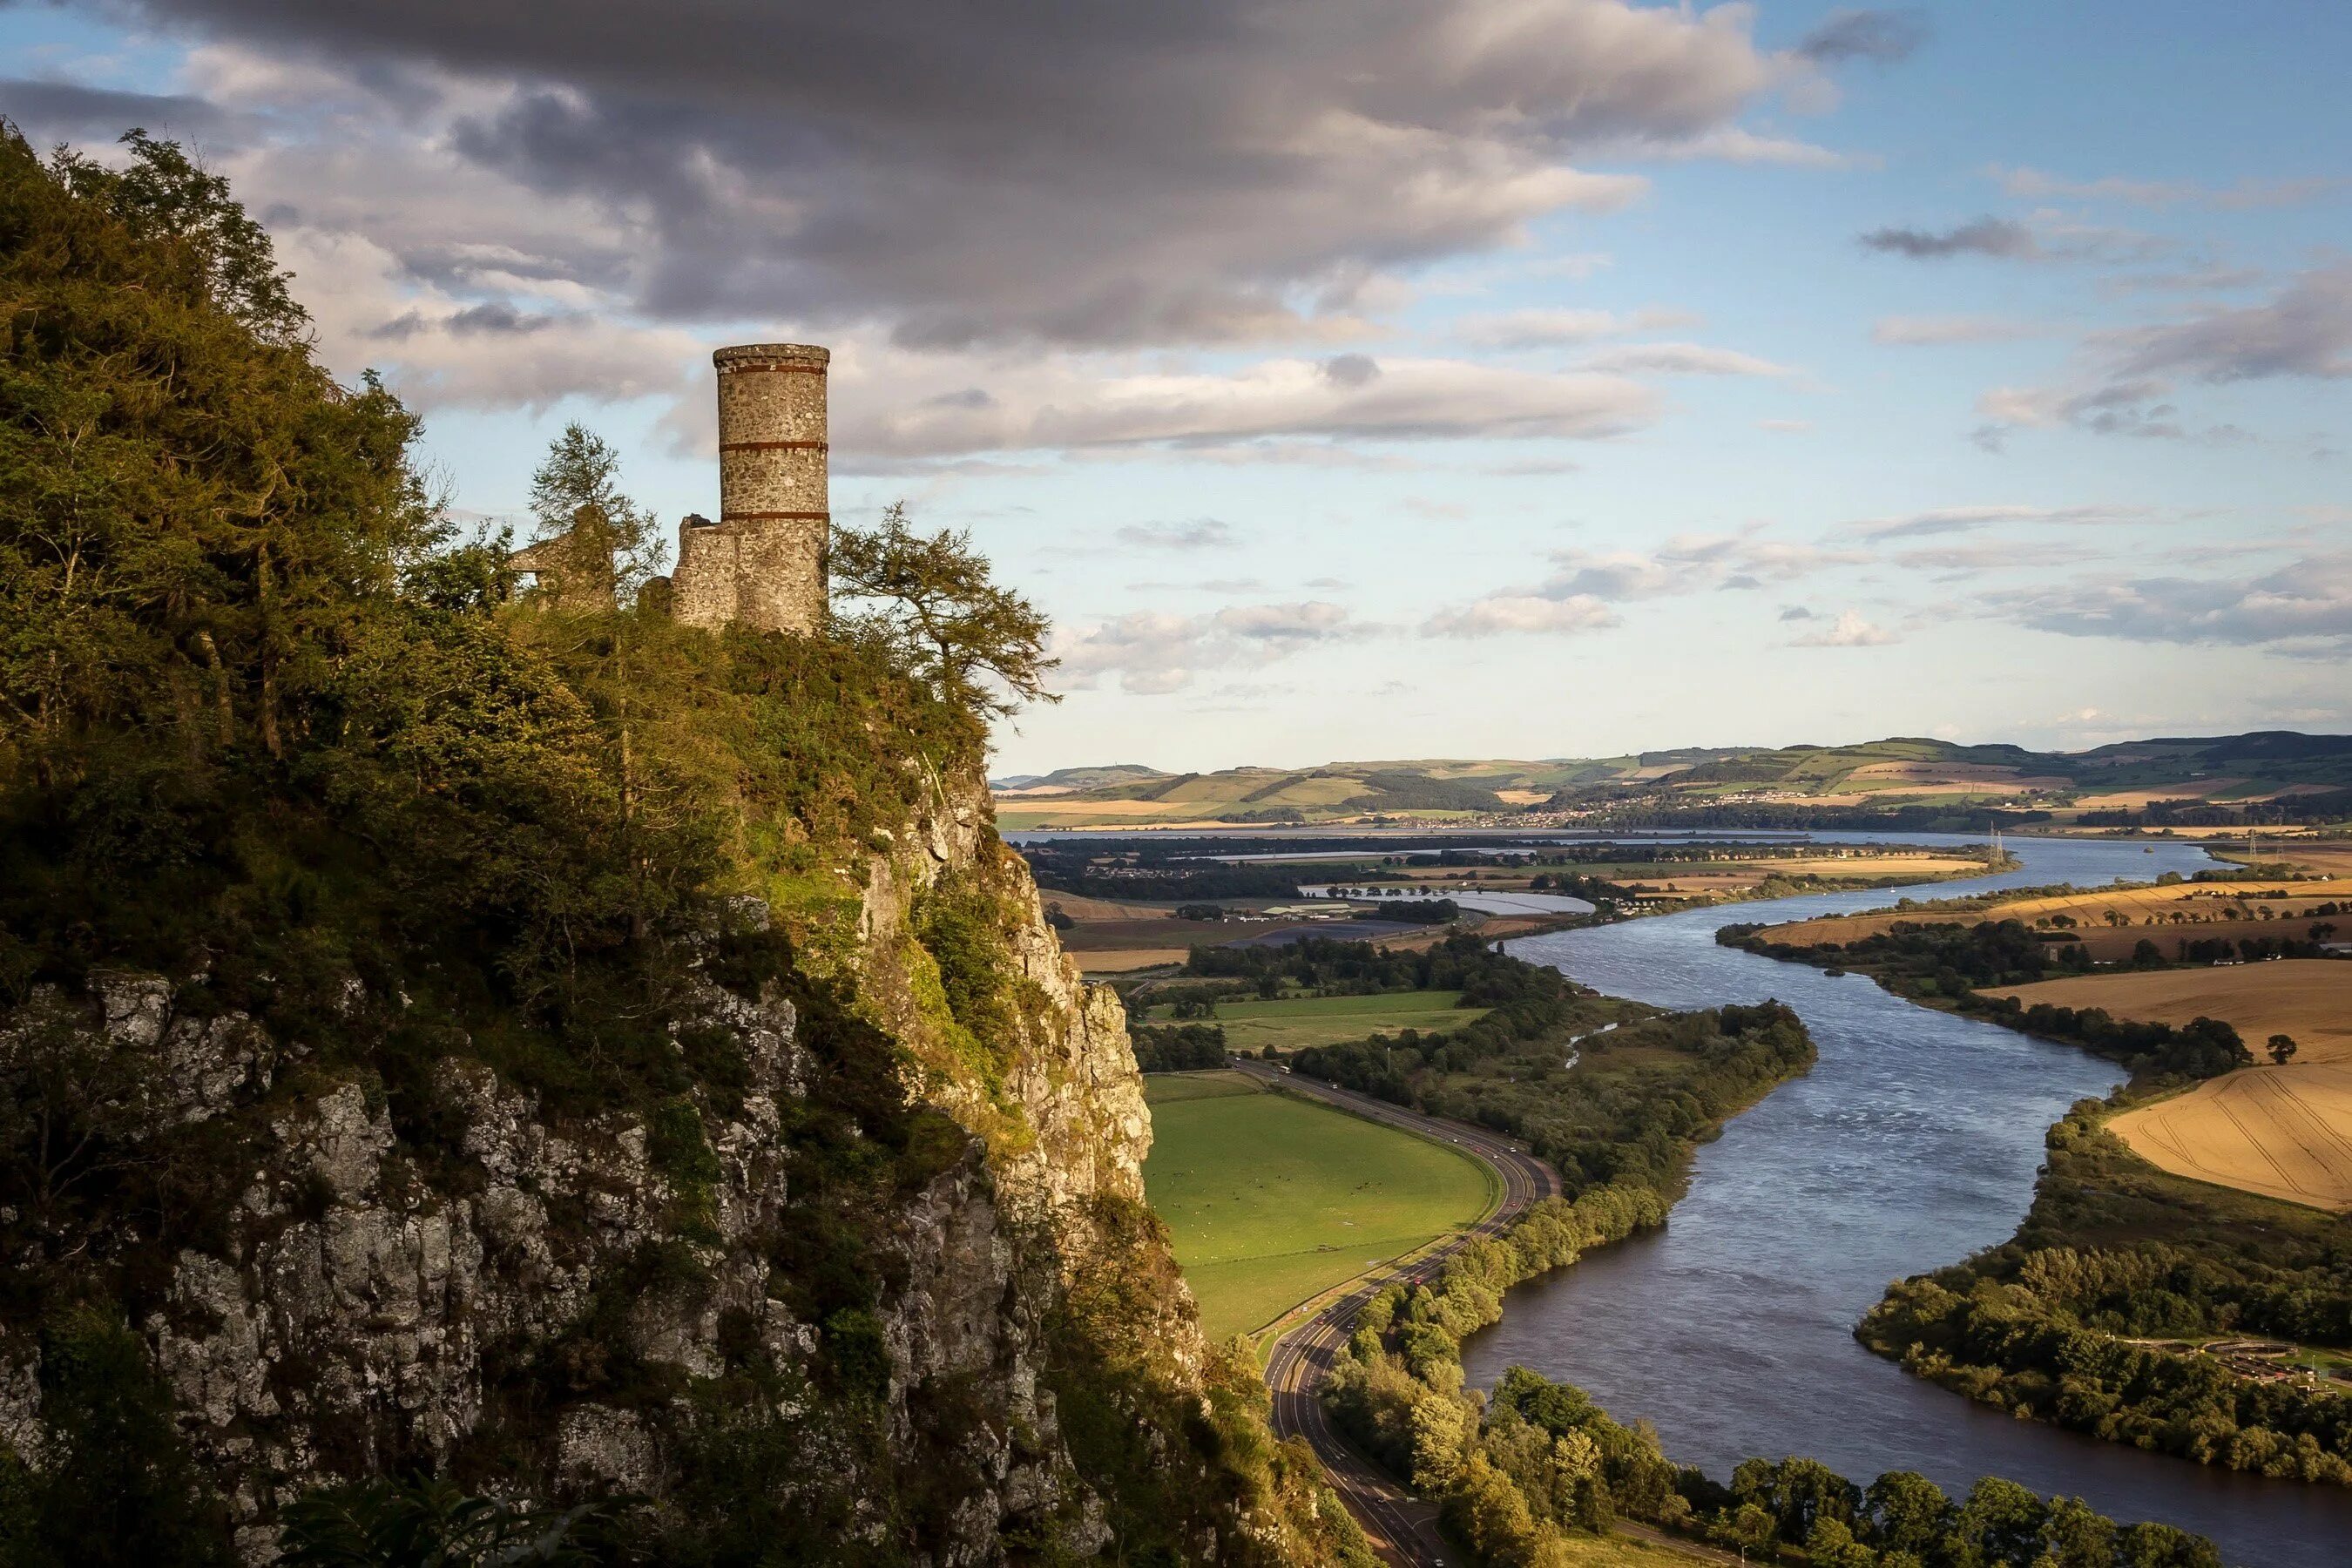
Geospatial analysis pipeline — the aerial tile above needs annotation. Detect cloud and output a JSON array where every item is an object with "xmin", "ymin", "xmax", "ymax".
[
  {"xmin": 1423, "ymin": 594, "xmax": 1620, "ymax": 639},
  {"xmin": 1859, "ymin": 216, "xmax": 2038, "ymax": 260},
  {"xmin": 1455, "ymin": 306, "xmax": 1698, "ymax": 348},
  {"xmin": 1790, "ymin": 609, "xmax": 1897, "ymax": 646},
  {"xmin": 1988, "ymin": 553, "xmax": 2352, "ymax": 648},
  {"xmin": 1421, "ymin": 528, "xmax": 1866, "ymax": 638},
  {"xmin": 1890, "ymin": 540, "xmax": 2105, "ymax": 577},
  {"xmin": 1990, "ymin": 165, "xmax": 2339, "ymax": 211},
  {"xmin": 1796, "ymin": 10, "xmax": 1930, "ymax": 65},
  {"xmin": 1871, "ymin": 314, "xmax": 2042, "ymax": 346},
  {"xmin": 1971, "ymin": 263, "xmax": 2352, "ymax": 448},
  {"xmin": 1840, "ymin": 504, "xmax": 2147, "ymax": 540},
  {"xmin": 0, "ymin": 78, "xmax": 228, "ymax": 138},
  {"xmin": 2105, "ymin": 262, "xmax": 2352, "ymax": 384},
  {"xmin": 1115, "ymin": 519, "xmax": 1239, "ymax": 551},
  {"xmin": 97, "ymin": 0, "xmax": 1794, "ymax": 355},
  {"xmin": 1581, "ymin": 341, "xmax": 1794, "ymax": 376},
  {"xmin": 837, "ymin": 351, "xmax": 1662, "ymax": 460},
  {"xmin": 1053, "ymin": 599, "xmax": 1369, "ymax": 692},
  {"xmin": 1778, "ymin": 605, "xmax": 1814, "ymax": 620}
]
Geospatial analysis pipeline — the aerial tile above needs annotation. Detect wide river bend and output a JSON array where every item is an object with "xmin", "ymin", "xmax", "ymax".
[{"xmin": 1471, "ymin": 833, "xmax": 2352, "ymax": 1565}]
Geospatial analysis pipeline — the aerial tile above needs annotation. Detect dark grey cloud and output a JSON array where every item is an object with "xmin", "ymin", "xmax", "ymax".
[
  {"xmin": 0, "ymin": 78, "xmax": 226, "ymax": 139},
  {"xmin": 368, "ymin": 301, "xmax": 564, "ymax": 340},
  {"xmin": 1860, "ymin": 216, "xmax": 2038, "ymax": 260},
  {"xmin": 112, "ymin": 0, "xmax": 1783, "ymax": 348},
  {"xmin": 1796, "ymin": 10, "xmax": 1930, "ymax": 65},
  {"xmin": 1321, "ymin": 354, "xmax": 1382, "ymax": 388}
]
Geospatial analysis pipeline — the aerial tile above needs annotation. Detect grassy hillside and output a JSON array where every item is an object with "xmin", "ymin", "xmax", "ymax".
[{"xmin": 995, "ymin": 733, "xmax": 2352, "ymax": 828}]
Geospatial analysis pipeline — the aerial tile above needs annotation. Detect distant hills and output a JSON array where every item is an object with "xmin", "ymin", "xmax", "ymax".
[{"xmin": 990, "ymin": 733, "xmax": 2352, "ymax": 829}]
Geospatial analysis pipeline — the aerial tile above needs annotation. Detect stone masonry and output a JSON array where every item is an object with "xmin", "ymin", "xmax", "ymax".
[{"xmin": 672, "ymin": 342, "xmax": 831, "ymax": 634}]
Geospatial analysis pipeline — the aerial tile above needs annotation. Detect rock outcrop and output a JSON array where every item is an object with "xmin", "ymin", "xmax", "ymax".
[{"xmin": 0, "ymin": 775, "xmax": 1158, "ymax": 1565}]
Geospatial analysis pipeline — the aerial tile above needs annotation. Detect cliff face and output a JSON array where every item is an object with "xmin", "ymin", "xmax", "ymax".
[{"xmin": 0, "ymin": 777, "xmax": 1201, "ymax": 1564}]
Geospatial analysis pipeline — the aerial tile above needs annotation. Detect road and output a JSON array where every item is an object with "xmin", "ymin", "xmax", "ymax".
[{"xmin": 1232, "ymin": 1060, "xmax": 1561, "ymax": 1566}]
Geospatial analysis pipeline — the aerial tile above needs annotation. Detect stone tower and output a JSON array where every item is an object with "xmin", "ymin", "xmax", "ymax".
[{"xmin": 672, "ymin": 342, "xmax": 830, "ymax": 633}]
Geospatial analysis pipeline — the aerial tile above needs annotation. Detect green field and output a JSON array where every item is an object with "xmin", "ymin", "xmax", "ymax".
[
  {"xmin": 1149, "ymin": 989, "xmax": 1488, "ymax": 1052},
  {"xmin": 1143, "ymin": 1071, "xmax": 1495, "ymax": 1338}
]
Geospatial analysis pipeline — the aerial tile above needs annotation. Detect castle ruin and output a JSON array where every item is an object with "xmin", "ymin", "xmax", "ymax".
[
  {"xmin": 672, "ymin": 342, "xmax": 832, "ymax": 634},
  {"xmin": 507, "ymin": 342, "xmax": 832, "ymax": 632}
]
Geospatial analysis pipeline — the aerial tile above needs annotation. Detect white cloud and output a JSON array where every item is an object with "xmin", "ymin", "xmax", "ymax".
[
  {"xmin": 835, "ymin": 352, "xmax": 1662, "ymax": 460},
  {"xmin": 1423, "ymin": 593, "xmax": 1620, "ymax": 639},
  {"xmin": 1455, "ymin": 307, "xmax": 1699, "ymax": 348},
  {"xmin": 1421, "ymin": 527, "xmax": 1867, "ymax": 639},
  {"xmin": 1790, "ymin": 610, "xmax": 1897, "ymax": 646},
  {"xmin": 1052, "ymin": 600, "xmax": 1371, "ymax": 692},
  {"xmin": 1581, "ymin": 342, "xmax": 1795, "ymax": 377},
  {"xmin": 1870, "ymin": 314, "xmax": 2042, "ymax": 346},
  {"xmin": 1115, "ymin": 520, "xmax": 1239, "ymax": 551}
]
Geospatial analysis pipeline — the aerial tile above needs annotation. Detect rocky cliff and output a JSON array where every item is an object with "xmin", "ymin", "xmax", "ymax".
[{"xmin": 0, "ymin": 774, "xmax": 1342, "ymax": 1565}]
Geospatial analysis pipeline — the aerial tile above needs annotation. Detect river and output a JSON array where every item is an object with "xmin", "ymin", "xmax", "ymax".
[{"xmin": 1468, "ymin": 833, "xmax": 2352, "ymax": 1565}]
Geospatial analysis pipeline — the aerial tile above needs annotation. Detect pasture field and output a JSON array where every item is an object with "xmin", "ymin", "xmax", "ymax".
[
  {"xmin": 1981, "ymin": 962, "xmax": 2352, "ymax": 1211},
  {"xmin": 1142, "ymin": 1069, "xmax": 1260, "ymax": 1102},
  {"xmin": 1145, "ymin": 989, "xmax": 1490, "ymax": 1051},
  {"xmin": 1142, "ymin": 1071, "xmax": 1493, "ymax": 1337}
]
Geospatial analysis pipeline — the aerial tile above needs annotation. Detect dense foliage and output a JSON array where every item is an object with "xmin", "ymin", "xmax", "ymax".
[
  {"xmin": 1277, "ymin": 936, "xmax": 1815, "ymax": 1195},
  {"xmin": 1016, "ymin": 840, "xmax": 1305, "ymax": 902},
  {"xmin": 1724, "ymin": 921, "xmax": 2255, "ymax": 1079},
  {"xmin": 1129, "ymin": 1021, "xmax": 1228, "ymax": 1072},
  {"xmin": 1859, "ymin": 1101, "xmax": 2352, "ymax": 1484}
]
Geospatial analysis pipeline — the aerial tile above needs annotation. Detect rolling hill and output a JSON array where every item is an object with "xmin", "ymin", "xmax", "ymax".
[{"xmin": 990, "ymin": 733, "xmax": 2352, "ymax": 829}]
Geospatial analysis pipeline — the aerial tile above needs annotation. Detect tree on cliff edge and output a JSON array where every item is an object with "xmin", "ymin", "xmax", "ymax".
[{"xmin": 831, "ymin": 502, "xmax": 1057, "ymax": 717}]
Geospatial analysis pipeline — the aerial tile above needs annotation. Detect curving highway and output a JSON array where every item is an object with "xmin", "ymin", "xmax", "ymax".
[{"xmin": 1231, "ymin": 1060, "xmax": 1560, "ymax": 1566}]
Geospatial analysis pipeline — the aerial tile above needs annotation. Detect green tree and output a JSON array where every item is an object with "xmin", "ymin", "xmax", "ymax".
[
  {"xmin": 831, "ymin": 503, "xmax": 1057, "ymax": 716},
  {"xmin": 2268, "ymin": 1032, "xmax": 2298, "ymax": 1066},
  {"xmin": 48, "ymin": 129, "xmax": 307, "ymax": 344},
  {"xmin": 1863, "ymin": 1471, "xmax": 1952, "ymax": 1559},
  {"xmin": 520, "ymin": 423, "xmax": 666, "ymax": 602}
]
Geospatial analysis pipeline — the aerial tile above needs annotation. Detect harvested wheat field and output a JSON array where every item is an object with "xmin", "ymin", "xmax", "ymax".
[
  {"xmin": 1982, "ymin": 961, "xmax": 2352, "ymax": 1061},
  {"xmin": 2110, "ymin": 1066, "xmax": 2352, "ymax": 1210},
  {"xmin": 1763, "ymin": 877, "xmax": 2350, "ymax": 950},
  {"xmin": 1985, "ymin": 963, "xmax": 2352, "ymax": 1211}
]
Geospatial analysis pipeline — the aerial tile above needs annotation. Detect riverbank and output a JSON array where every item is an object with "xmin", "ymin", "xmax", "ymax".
[
  {"xmin": 1466, "ymin": 833, "xmax": 2352, "ymax": 1564},
  {"xmin": 1726, "ymin": 891, "xmax": 2352, "ymax": 1485}
]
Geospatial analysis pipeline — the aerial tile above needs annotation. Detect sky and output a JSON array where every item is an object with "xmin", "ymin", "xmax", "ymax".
[{"xmin": 4, "ymin": 1, "xmax": 2349, "ymax": 775}]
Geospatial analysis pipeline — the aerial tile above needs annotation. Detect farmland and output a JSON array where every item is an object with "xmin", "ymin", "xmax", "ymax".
[
  {"xmin": 1137, "ymin": 989, "xmax": 1490, "ymax": 1052},
  {"xmin": 994, "ymin": 731, "xmax": 2352, "ymax": 828},
  {"xmin": 1981, "ymin": 962, "xmax": 2352, "ymax": 1209},
  {"xmin": 1141, "ymin": 1071, "xmax": 1494, "ymax": 1338},
  {"xmin": 1761, "ymin": 875, "xmax": 2351, "ymax": 961}
]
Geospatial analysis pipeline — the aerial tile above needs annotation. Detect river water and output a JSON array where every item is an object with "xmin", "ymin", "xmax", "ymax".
[{"xmin": 1467, "ymin": 834, "xmax": 2352, "ymax": 1565}]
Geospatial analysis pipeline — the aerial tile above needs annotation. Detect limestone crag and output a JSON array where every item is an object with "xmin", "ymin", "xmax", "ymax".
[{"xmin": 0, "ymin": 818, "xmax": 1132, "ymax": 1563}]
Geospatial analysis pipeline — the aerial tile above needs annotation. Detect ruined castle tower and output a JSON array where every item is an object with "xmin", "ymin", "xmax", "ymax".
[{"xmin": 672, "ymin": 342, "xmax": 830, "ymax": 633}]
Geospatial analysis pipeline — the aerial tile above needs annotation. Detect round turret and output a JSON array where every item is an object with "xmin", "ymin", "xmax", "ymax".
[{"xmin": 674, "ymin": 344, "xmax": 831, "ymax": 633}]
